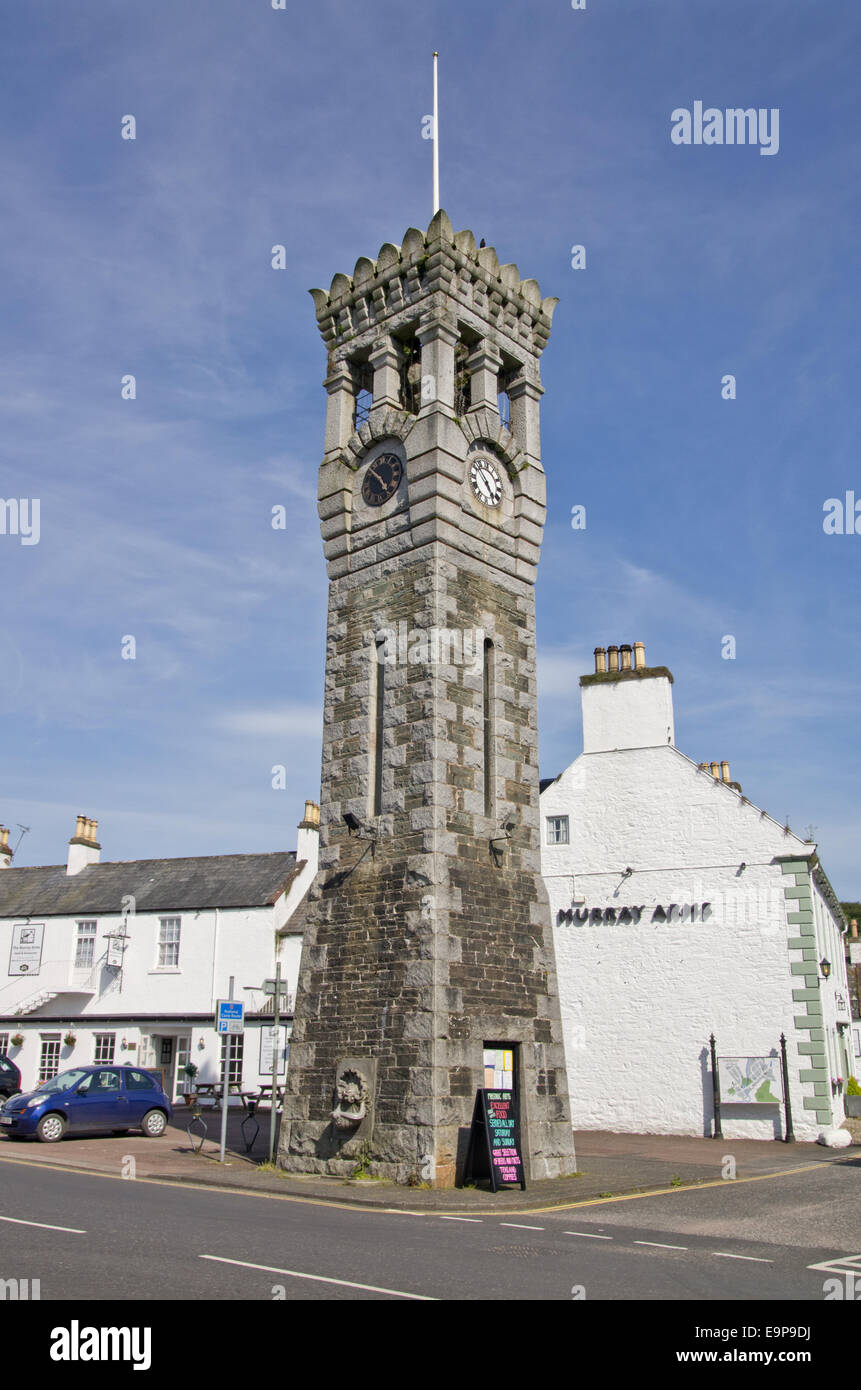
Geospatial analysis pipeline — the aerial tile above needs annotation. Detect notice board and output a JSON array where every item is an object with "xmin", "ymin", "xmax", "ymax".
[{"xmin": 463, "ymin": 1088, "xmax": 526, "ymax": 1192}]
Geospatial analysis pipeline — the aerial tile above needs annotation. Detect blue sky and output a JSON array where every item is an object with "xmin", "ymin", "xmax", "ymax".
[{"xmin": 2, "ymin": 0, "xmax": 860, "ymax": 894}]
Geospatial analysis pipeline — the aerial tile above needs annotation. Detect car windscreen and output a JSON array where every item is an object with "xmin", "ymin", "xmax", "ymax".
[
  {"xmin": 36, "ymin": 1069, "xmax": 90, "ymax": 1095},
  {"xmin": 0, "ymin": 1059, "xmax": 16, "ymax": 1073}
]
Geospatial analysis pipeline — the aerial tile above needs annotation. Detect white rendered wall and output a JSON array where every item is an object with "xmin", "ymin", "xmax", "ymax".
[{"xmin": 542, "ymin": 743, "xmax": 847, "ymax": 1142}]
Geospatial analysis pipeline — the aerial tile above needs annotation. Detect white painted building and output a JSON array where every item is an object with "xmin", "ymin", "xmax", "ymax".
[
  {"xmin": 541, "ymin": 643, "xmax": 851, "ymax": 1143},
  {"xmin": 0, "ymin": 805, "xmax": 319, "ymax": 1100}
]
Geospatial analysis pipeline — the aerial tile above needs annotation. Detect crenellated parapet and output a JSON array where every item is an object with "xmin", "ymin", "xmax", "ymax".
[{"xmin": 310, "ymin": 209, "xmax": 559, "ymax": 365}]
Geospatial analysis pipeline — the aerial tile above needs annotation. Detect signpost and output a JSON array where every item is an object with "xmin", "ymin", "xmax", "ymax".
[
  {"xmin": 265, "ymin": 963, "xmax": 284, "ymax": 1163},
  {"xmin": 463, "ymin": 1089, "xmax": 526, "ymax": 1192},
  {"xmin": 215, "ymin": 983, "xmax": 243, "ymax": 1163}
]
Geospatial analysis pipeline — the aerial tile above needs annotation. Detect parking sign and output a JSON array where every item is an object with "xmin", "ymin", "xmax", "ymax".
[{"xmin": 215, "ymin": 1000, "xmax": 245, "ymax": 1035}]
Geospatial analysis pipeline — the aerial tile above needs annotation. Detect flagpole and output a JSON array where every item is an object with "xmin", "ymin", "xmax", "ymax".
[{"xmin": 432, "ymin": 51, "xmax": 439, "ymax": 215}]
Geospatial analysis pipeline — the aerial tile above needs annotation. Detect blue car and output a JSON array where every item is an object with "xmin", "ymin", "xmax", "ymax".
[{"xmin": 0, "ymin": 1065, "xmax": 172, "ymax": 1143}]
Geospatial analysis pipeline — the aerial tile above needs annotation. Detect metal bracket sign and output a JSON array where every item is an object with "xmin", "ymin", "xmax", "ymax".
[{"xmin": 215, "ymin": 1000, "xmax": 245, "ymax": 1035}]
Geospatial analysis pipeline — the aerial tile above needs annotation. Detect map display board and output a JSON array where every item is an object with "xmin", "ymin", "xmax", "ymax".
[
  {"xmin": 718, "ymin": 1056, "xmax": 782, "ymax": 1105},
  {"xmin": 463, "ymin": 1088, "xmax": 526, "ymax": 1192}
]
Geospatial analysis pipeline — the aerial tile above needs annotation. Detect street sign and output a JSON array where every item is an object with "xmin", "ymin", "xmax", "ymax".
[{"xmin": 216, "ymin": 999, "xmax": 245, "ymax": 1035}]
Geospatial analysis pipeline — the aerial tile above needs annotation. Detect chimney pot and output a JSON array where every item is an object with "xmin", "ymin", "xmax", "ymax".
[
  {"xmin": 710, "ymin": 762, "xmax": 720, "ymax": 779},
  {"xmin": 607, "ymin": 645, "xmax": 619, "ymax": 673},
  {"xmin": 300, "ymin": 800, "xmax": 321, "ymax": 828},
  {"xmin": 593, "ymin": 647, "xmax": 606, "ymax": 674},
  {"xmin": 720, "ymin": 761, "xmax": 730, "ymax": 783},
  {"xmin": 67, "ymin": 813, "xmax": 101, "ymax": 875},
  {"xmin": 633, "ymin": 641, "xmax": 646, "ymax": 670},
  {"xmin": 620, "ymin": 644, "xmax": 633, "ymax": 671}
]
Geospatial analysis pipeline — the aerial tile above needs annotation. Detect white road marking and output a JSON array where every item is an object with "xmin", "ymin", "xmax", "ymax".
[
  {"xmin": 635, "ymin": 1240, "xmax": 688, "ymax": 1251},
  {"xmin": 808, "ymin": 1254, "xmax": 861, "ymax": 1274},
  {"xmin": 0, "ymin": 1214, "xmax": 86, "ymax": 1234},
  {"xmin": 713, "ymin": 1252, "xmax": 773, "ymax": 1263},
  {"xmin": 199, "ymin": 1254, "xmax": 436, "ymax": 1300},
  {"xmin": 500, "ymin": 1222, "xmax": 544, "ymax": 1231},
  {"xmin": 565, "ymin": 1231, "xmax": 613, "ymax": 1240},
  {"xmin": 440, "ymin": 1215, "xmax": 482, "ymax": 1223}
]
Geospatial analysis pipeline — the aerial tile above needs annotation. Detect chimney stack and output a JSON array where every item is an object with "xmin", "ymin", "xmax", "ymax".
[
  {"xmin": 296, "ymin": 799, "xmax": 321, "ymax": 877},
  {"xmin": 67, "ymin": 814, "xmax": 101, "ymax": 876},
  {"xmin": 0, "ymin": 827, "xmax": 12, "ymax": 869},
  {"xmin": 581, "ymin": 644, "xmax": 675, "ymax": 753}
]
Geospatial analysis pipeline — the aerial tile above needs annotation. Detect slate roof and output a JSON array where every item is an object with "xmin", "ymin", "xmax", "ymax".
[{"xmin": 0, "ymin": 852, "xmax": 301, "ymax": 918}]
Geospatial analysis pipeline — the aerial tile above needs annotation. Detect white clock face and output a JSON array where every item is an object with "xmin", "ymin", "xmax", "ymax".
[{"xmin": 470, "ymin": 456, "xmax": 503, "ymax": 507}]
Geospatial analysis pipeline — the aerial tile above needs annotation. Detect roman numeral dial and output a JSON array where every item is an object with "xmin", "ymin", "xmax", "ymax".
[
  {"xmin": 470, "ymin": 455, "xmax": 503, "ymax": 507},
  {"xmin": 361, "ymin": 452, "xmax": 403, "ymax": 507}
]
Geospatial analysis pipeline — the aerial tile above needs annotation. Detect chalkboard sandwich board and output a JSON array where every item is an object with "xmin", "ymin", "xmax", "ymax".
[{"xmin": 463, "ymin": 1089, "xmax": 526, "ymax": 1192}]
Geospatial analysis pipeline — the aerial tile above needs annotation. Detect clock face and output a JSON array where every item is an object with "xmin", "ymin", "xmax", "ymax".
[
  {"xmin": 361, "ymin": 452, "xmax": 403, "ymax": 507},
  {"xmin": 470, "ymin": 455, "xmax": 503, "ymax": 507}
]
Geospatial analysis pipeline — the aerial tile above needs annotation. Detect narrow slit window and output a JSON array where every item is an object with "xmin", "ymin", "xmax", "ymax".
[
  {"xmin": 373, "ymin": 638, "xmax": 385, "ymax": 816},
  {"xmin": 483, "ymin": 638, "xmax": 494, "ymax": 816}
]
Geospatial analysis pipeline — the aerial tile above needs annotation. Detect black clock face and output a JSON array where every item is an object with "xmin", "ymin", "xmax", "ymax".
[{"xmin": 361, "ymin": 452, "xmax": 403, "ymax": 507}]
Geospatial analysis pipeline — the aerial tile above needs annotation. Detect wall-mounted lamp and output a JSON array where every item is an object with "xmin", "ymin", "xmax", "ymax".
[
  {"xmin": 820, "ymin": 957, "xmax": 832, "ymax": 980},
  {"xmin": 197, "ymin": 1037, "xmax": 206, "ymax": 1050},
  {"xmin": 121, "ymin": 1037, "xmax": 128, "ymax": 1050},
  {"xmin": 343, "ymin": 812, "xmax": 377, "ymax": 841}
]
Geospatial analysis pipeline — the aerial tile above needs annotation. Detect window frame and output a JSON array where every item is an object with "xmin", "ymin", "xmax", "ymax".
[
  {"xmin": 546, "ymin": 815, "xmax": 570, "ymax": 846},
  {"xmin": 93, "ymin": 1033, "xmax": 115, "ymax": 1064},
  {"xmin": 157, "ymin": 917, "xmax": 181, "ymax": 969},
  {"xmin": 74, "ymin": 920, "xmax": 98, "ymax": 970}
]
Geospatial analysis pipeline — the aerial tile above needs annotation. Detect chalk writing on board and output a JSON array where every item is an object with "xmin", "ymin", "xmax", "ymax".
[{"xmin": 463, "ymin": 1088, "xmax": 526, "ymax": 1191}]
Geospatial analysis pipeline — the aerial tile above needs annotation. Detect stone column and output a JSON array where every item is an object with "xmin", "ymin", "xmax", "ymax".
[
  {"xmin": 323, "ymin": 359, "xmax": 356, "ymax": 455},
  {"xmin": 466, "ymin": 339, "xmax": 503, "ymax": 414},
  {"xmin": 369, "ymin": 335, "xmax": 403, "ymax": 412},
  {"xmin": 417, "ymin": 313, "xmax": 458, "ymax": 414},
  {"xmin": 507, "ymin": 362, "xmax": 544, "ymax": 462}
]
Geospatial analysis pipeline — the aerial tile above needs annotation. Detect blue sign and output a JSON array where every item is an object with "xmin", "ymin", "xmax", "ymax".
[{"xmin": 216, "ymin": 1000, "xmax": 245, "ymax": 1035}]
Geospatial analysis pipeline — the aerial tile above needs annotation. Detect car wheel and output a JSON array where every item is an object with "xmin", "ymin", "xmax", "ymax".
[
  {"xmin": 140, "ymin": 1109, "xmax": 167, "ymax": 1138},
  {"xmin": 36, "ymin": 1113, "xmax": 66, "ymax": 1143}
]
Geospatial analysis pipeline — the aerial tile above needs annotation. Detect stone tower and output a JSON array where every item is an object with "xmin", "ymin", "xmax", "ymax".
[{"xmin": 278, "ymin": 209, "xmax": 575, "ymax": 1186}]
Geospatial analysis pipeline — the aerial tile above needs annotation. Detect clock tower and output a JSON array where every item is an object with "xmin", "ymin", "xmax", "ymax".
[{"xmin": 278, "ymin": 209, "xmax": 576, "ymax": 1186}]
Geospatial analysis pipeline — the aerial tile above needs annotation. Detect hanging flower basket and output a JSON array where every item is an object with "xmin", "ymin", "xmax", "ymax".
[
  {"xmin": 9, "ymin": 1035, "xmax": 24, "ymax": 1049},
  {"xmin": 63, "ymin": 1033, "xmax": 77, "ymax": 1047}
]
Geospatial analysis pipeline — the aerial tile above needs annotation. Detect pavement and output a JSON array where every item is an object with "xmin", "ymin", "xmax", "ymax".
[{"xmin": 1, "ymin": 1101, "xmax": 857, "ymax": 1213}]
